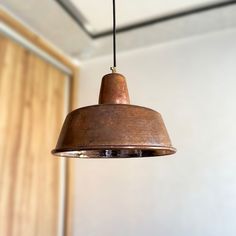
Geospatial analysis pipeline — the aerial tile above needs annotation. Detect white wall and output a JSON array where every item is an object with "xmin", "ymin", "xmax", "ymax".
[{"xmin": 72, "ymin": 29, "xmax": 236, "ymax": 236}]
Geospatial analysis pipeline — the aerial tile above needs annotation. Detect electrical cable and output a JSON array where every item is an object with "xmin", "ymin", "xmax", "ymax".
[{"xmin": 111, "ymin": 0, "xmax": 116, "ymax": 72}]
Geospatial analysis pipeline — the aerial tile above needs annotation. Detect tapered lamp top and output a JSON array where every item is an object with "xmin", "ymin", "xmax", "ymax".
[{"xmin": 51, "ymin": 73, "xmax": 176, "ymax": 158}]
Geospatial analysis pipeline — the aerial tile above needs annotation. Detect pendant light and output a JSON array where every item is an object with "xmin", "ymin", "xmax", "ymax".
[{"xmin": 52, "ymin": 0, "xmax": 176, "ymax": 158}]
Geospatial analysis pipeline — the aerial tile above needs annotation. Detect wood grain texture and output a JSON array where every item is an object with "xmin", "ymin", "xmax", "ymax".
[
  {"xmin": 0, "ymin": 9, "xmax": 79, "ymax": 235},
  {"xmin": 0, "ymin": 34, "xmax": 67, "ymax": 236}
]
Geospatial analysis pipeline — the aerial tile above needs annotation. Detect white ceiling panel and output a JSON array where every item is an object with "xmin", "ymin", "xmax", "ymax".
[
  {"xmin": 71, "ymin": 0, "xmax": 225, "ymax": 32},
  {"xmin": 0, "ymin": 0, "xmax": 236, "ymax": 60}
]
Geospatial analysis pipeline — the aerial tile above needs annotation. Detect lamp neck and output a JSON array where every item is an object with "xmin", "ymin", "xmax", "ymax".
[{"xmin": 98, "ymin": 73, "xmax": 130, "ymax": 104}]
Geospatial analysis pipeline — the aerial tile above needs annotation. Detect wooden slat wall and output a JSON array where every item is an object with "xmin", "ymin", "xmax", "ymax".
[{"xmin": 0, "ymin": 34, "xmax": 67, "ymax": 236}]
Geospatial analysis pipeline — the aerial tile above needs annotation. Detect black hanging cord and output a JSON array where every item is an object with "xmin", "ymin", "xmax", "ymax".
[{"xmin": 111, "ymin": 0, "xmax": 117, "ymax": 72}]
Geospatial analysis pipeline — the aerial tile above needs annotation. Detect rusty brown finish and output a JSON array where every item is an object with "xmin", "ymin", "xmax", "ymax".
[
  {"xmin": 99, "ymin": 73, "xmax": 130, "ymax": 104},
  {"xmin": 52, "ymin": 104, "xmax": 176, "ymax": 158},
  {"xmin": 52, "ymin": 71, "xmax": 176, "ymax": 158}
]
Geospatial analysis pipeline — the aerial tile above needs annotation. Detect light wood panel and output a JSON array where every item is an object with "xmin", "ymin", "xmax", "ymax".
[
  {"xmin": 0, "ymin": 9, "xmax": 79, "ymax": 236},
  {"xmin": 0, "ymin": 34, "xmax": 67, "ymax": 236}
]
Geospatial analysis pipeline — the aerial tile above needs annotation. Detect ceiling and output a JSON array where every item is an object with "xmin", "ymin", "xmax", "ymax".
[
  {"xmin": 0, "ymin": 0, "xmax": 236, "ymax": 61},
  {"xmin": 68, "ymin": 0, "xmax": 221, "ymax": 33}
]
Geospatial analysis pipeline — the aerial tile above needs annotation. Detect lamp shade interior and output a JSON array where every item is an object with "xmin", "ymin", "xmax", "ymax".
[{"xmin": 52, "ymin": 148, "xmax": 175, "ymax": 158}]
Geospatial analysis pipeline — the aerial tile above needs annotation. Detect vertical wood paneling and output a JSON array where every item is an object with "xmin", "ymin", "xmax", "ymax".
[{"xmin": 0, "ymin": 34, "xmax": 67, "ymax": 236}]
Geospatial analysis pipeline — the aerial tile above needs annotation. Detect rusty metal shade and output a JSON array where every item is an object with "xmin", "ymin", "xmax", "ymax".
[{"xmin": 52, "ymin": 73, "xmax": 176, "ymax": 158}]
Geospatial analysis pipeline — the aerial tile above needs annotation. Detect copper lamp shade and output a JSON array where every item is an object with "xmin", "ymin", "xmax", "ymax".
[{"xmin": 52, "ymin": 73, "xmax": 176, "ymax": 158}]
